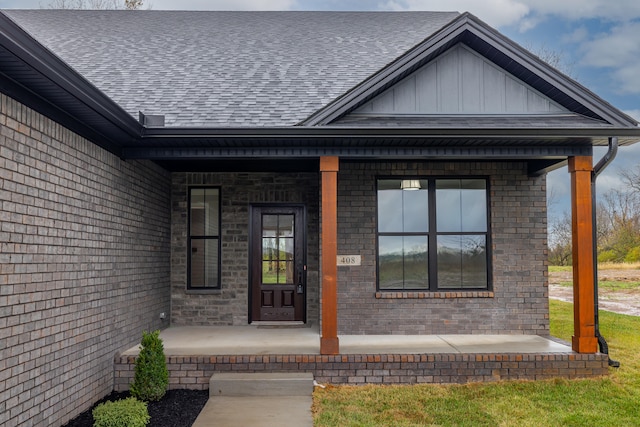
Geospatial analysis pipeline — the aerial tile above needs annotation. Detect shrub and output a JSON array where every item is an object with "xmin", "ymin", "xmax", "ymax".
[
  {"xmin": 92, "ymin": 397, "xmax": 149, "ymax": 427},
  {"xmin": 624, "ymin": 247, "xmax": 640, "ymax": 263},
  {"xmin": 597, "ymin": 249, "xmax": 618, "ymax": 263},
  {"xmin": 130, "ymin": 330, "xmax": 169, "ymax": 402}
]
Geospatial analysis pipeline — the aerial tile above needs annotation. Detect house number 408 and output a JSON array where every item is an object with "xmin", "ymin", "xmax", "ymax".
[{"xmin": 337, "ymin": 255, "xmax": 361, "ymax": 266}]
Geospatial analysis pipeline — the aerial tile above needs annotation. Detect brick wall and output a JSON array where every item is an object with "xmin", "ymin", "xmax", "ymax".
[
  {"xmin": 114, "ymin": 352, "xmax": 608, "ymax": 390},
  {"xmin": 336, "ymin": 160, "xmax": 549, "ymax": 335},
  {"xmin": 170, "ymin": 172, "xmax": 320, "ymax": 325},
  {"xmin": 0, "ymin": 94, "xmax": 172, "ymax": 427}
]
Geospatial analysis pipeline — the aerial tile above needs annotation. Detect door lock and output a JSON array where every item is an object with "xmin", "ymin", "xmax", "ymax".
[{"xmin": 297, "ymin": 272, "xmax": 304, "ymax": 294}]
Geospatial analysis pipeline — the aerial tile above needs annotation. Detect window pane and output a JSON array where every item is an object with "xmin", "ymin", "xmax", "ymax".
[
  {"xmin": 190, "ymin": 238, "xmax": 218, "ymax": 288},
  {"xmin": 279, "ymin": 237, "xmax": 294, "ymax": 261},
  {"xmin": 379, "ymin": 235, "xmax": 428, "ymax": 290},
  {"xmin": 279, "ymin": 261, "xmax": 294, "ymax": 284},
  {"xmin": 262, "ymin": 237, "xmax": 276, "ymax": 261},
  {"xmin": 262, "ymin": 261, "xmax": 277, "ymax": 283},
  {"xmin": 437, "ymin": 235, "xmax": 486, "ymax": 289},
  {"xmin": 436, "ymin": 179, "xmax": 486, "ymax": 232},
  {"xmin": 190, "ymin": 189, "xmax": 205, "ymax": 236},
  {"xmin": 379, "ymin": 236, "xmax": 404, "ymax": 289},
  {"xmin": 403, "ymin": 187, "xmax": 429, "ymax": 232},
  {"xmin": 190, "ymin": 188, "xmax": 219, "ymax": 236},
  {"xmin": 378, "ymin": 188, "xmax": 403, "ymax": 232},
  {"xmin": 378, "ymin": 180, "xmax": 428, "ymax": 233},
  {"xmin": 403, "ymin": 235, "xmax": 428, "ymax": 289},
  {"xmin": 278, "ymin": 215, "xmax": 294, "ymax": 237},
  {"xmin": 262, "ymin": 215, "xmax": 278, "ymax": 237},
  {"xmin": 204, "ymin": 189, "xmax": 219, "ymax": 235}
]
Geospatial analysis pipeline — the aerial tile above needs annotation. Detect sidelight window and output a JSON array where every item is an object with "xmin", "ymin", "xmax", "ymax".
[{"xmin": 188, "ymin": 187, "xmax": 221, "ymax": 289}]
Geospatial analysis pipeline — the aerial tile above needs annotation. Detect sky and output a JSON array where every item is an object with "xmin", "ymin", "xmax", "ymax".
[{"xmin": 1, "ymin": 0, "xmax": 640, "ymax": 218}]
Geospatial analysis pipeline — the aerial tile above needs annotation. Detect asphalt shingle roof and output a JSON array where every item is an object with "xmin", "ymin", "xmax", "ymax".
[{"xmin": 4, "ymin": 10, "xmax": 460, "ymax": 127}]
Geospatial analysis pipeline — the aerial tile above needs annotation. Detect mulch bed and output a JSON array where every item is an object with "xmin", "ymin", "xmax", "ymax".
[{"xmin": 63, "ymin": 389, "xmax": 209, "ymax": 427}]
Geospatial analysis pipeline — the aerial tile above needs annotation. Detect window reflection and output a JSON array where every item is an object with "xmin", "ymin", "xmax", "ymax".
[
  {"xmin": 436, "ymin": 179, "xmax": 486, "ymax": 232},
  {"xmin": 437, "ymin": 235, "xmax": 487, "ymax": 288},
  {"xmin": 262, "ymin": 214, "xmax": 295, "ymax": 285},
  {"xmin": 189, "ymin": 187, "xmax": 220, "ymax": 289},
  {"xmin": 377, "ymin": 178, "xmax": 489, "ymax": 291}
]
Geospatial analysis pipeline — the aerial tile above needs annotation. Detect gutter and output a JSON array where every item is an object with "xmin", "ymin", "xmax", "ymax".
[{"xmin": 592, "ymin": 136, "xmax": 620, "ymax": 367}]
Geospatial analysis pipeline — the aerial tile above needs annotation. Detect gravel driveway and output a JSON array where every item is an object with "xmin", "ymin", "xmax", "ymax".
[{"xmin": 549, "ymin": 269, "xmax": 640, "ymax": 316}]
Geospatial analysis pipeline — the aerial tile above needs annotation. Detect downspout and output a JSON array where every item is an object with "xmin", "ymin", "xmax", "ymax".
[{"xmin": 592, "ymin": 136, "xmax": 620, "ymax": 367}]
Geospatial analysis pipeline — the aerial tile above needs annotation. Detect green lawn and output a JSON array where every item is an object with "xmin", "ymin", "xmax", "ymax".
[
  {"xmin": 555, "ymin": 280, "xmax": 640, "ymax": 291},
  {"xmin": 313, "ymin": 301, "xmax": 640, "ymax": 426}
]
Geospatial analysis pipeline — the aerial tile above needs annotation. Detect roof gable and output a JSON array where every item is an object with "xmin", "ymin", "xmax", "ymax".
[
  {"xmin": 351, "ymin": 43, "xmax": 567, "ymax": 116},
  {"xmin": 304, "ymin": 13, "xmax": 637, "ymax": 129}
]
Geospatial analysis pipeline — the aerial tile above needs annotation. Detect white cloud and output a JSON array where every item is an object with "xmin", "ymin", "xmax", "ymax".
[
  {"xmin": 150, "ymin": 0, "xmax": 297, "ymax": 10},
  {"xmin": 579, "ymin": 22, "xmax": 640, "ymax": 95},
  {"xmin": 624, "ymin": 110, "xmax": 640, "ymax": 122},
  {"xmin": 517, "ymin": 0, "xmax": 640, "ymax": 22},
  {"xmin": 562, "ymin": 26, "xmax": 588, "ymax": 44},
  {"xmin": 378, "ymin": 0, "xmax": 530, "ymax": 27},
  {"xmin": 379, "ymin": 0, "xmax": 640, "ymax": 30}
]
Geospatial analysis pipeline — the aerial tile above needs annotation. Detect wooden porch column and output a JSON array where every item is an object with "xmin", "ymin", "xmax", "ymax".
[
  {"xmin": 320, "ymin": 156, "xmax": 339, "ymax": 355},
  {"xmin": 569, "ymin": 156, "xmax": 598, "ymax": 353}
]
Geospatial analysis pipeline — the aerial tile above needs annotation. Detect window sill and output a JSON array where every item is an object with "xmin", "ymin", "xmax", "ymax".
[
  {"xmin": 185, "ymin": 288, "xmax": 222, "ymax": 295},
  {"xmin": 375, "ymin": 291, "xmax": 494, "ymax": 299}
]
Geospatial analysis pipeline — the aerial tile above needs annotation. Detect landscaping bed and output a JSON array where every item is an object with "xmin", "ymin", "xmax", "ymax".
[{"xmin": 63, "ymin": 389, "xmax": 209, "ymax": 427}]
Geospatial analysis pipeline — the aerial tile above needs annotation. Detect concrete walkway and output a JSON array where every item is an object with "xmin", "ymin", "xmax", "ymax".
[
  {"xmin": 192, "ymin": 396, "xmax": 313, "ymax": 427},
  {"xmin": 192, "ymin": 372, "xmax": 314, "ymax": 427}
]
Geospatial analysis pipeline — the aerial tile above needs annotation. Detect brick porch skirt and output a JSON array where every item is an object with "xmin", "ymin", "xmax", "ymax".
[{"xmin": 114, "ymin": 352, "xmax": 609, "ymax": 391}]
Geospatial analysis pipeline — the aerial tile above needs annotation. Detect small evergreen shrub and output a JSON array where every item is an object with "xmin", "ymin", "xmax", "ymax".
[
  {"xmin": 130, "ymin": 330, "xmax": 169, "ymax": 402},
  {"xmin": 92, "ymin": 397, "xmax": 149, "ymax": 427}
]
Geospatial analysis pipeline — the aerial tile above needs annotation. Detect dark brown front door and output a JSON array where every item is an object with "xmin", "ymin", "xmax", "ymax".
[{"xmin": 250, "ymin": 205, "xmax": 306, "ymax": 322}]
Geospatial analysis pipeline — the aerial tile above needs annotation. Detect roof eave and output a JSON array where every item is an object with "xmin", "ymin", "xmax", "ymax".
[
  {"xmin": 0, "ymin": 11, "xmax": 142, "ymax": 155},
  {"xmin": 139, "ymin": 125, "xmax": 640, "ymax": 141}
]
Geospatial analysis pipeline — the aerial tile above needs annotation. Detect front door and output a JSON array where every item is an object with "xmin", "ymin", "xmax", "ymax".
[{"xmin": 250, "ymin": 205, "xmax": 306, "ymax": 322}]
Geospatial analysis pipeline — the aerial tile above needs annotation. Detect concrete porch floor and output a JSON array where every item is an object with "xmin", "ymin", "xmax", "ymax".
[{"xmin": 121, "ymin": 324, "xmax": 572, "ymax": 356}]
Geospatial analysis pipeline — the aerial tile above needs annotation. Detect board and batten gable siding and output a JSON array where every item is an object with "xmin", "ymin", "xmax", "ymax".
[
  {"xmin": 0, "ymin": 94, "xmax": 172, "ymax": 427},
  {"xmin": 353, "ymin": 44, "xmax": 567, "ymax": 115},
  {"xmin": 336, "ymin": 160, "xmax": 548, "ymax": 335}
]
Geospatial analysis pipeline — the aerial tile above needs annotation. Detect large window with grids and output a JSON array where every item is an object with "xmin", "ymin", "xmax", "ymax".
[
  {"xmin": 377, "ymin": 178, "xmax": 489, "ymax": 291},
  {"xmin": 188, "ymin": 187, "xmax": 221, "ymax": 289}
]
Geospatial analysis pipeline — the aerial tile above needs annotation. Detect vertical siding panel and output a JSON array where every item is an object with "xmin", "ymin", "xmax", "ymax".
[
  {"xmin": 393, "ymin": 75, "xmax": 417, "ymax": 113},
  {"xmin": 482, "ymin": 61, "xmax": 506, "ymax": 113},
  {"xmin": 505, "ymin": 76, "xmax": 527, "ymax": 112},
  {"xmin": 460, "ymin": 48, "xmax": 482, "ymax": 112},
  {"xmin": 416, "ymin": 64, "xmax": 438, "ymax": 113},
  {"xmin": 527, "ymin": 89, "xmax": 550, "ymax": 112},
  {"xmin": 370, "ymin": 88, "xmax": 395, "ymax": 113},
  {"xmin": 438, "ymin": 49, "xmax": 459, "ymax": 112}
]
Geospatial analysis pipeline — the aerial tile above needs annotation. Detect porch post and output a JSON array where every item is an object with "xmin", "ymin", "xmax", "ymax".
[
  {"xmin": 568, "ymin": 156, "xmax": 598, "ymax": 353},
  {"xmin": 320, "ymin": 156, "xmax": 339, "ymax": 355}
]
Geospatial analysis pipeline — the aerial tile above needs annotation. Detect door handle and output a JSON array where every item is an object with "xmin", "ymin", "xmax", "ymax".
[{"xmin": 296, "ymin": 271, "xmax": 304, "ymax": 294}]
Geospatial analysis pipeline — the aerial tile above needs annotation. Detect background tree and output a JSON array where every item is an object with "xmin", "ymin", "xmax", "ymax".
[
  {"xmin": 45, "ymin": 0, "xmax": 145, "ymax": 9},
  {"xmin": 548, "ymin": 171, "xmax": 640, "ymax": 265},
  {"xmin": 548, "ymin": 211, "xmax": 573, "ymax": 266}
]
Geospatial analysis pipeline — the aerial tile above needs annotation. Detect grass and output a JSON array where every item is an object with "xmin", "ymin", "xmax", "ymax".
[
  {"xmin": 312, "ymin": 301, "xmax": 640, "ymax": 426},
  {"xmin": 549, "ymin": 262, "xmax": 640, "ymax": 273},
  {"xmin": 551, "ymin": 262, "xmax": 640, "ymax": 290},
  {"xmin": 555, "ymin": 280, "xmax": 640, "ymax": 290}
]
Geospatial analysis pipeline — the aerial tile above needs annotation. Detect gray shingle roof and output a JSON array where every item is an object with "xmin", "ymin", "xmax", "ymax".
[{"xmin": 4, "ymin": 10, "xmax": 459, "ymax": 127}]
